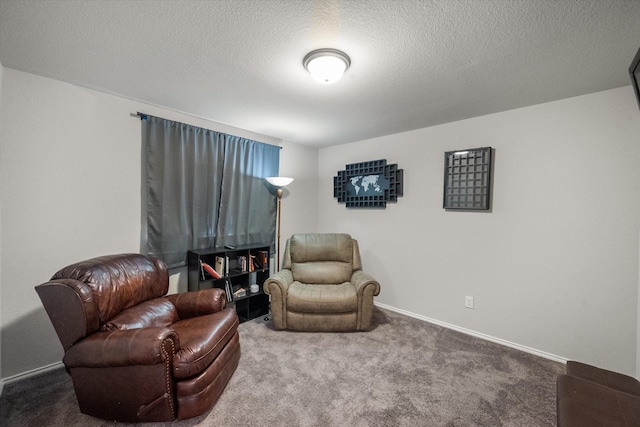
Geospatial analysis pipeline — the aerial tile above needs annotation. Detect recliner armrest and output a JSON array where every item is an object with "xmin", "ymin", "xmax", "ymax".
[
  {"xmin": 165, "ymin": 288, "xmax": 226, "ymax": 318},
  {"xmin": 264, "ymin": 270, "xmax": 294, "ymax": 330},
  {"xmin": 351, "ymin": 270, "xmax": 381, "ymax": 296},
  {"xmin": 63, "ymin": 327, "xmax": 179, "ymax": 368},
  {"xmin": 264, "ymin": 269, "xmax": 294, "ymax": 296},
  {"xmin": 35, "ymin": 279, "xmax": 101, "ymax": 351}
]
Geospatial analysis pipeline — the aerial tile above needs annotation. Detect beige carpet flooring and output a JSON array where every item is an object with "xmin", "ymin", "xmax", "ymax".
[{"xmin": 0, "ymin": 307, "xmax": 563, "ymax": 426}]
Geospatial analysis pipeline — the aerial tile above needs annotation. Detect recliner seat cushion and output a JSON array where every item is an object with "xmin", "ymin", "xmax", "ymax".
[
  {"xmin": 287, "ymin": 281, "xmax": 357, "ymax": 313},
  {"xmin": 171, "ymin": 308, "xmax": 239, "ymax": 379},
  {"xmin": 101, "ymin": 298, "xmax": 178, "ymax": 331}
]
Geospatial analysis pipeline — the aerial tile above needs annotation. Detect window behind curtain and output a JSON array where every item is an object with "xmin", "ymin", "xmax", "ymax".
[{"xmin": 142, "ymin": 115, "xmax": 279, "ymax": 268}]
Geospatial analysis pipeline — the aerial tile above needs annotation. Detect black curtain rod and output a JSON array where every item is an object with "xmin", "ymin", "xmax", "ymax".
[
  {"xmin": 129, "ymin": 112, "xmax": 148, "ymax": 120},
  {"xmin": 130, "ymin": 112, "xmax": 282, "ymax": 148}
]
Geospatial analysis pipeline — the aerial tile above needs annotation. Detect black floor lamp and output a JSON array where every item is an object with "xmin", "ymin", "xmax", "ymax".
[{"xmin": 265, "ymin": 176, "xmax": 294, "ymax": 271}]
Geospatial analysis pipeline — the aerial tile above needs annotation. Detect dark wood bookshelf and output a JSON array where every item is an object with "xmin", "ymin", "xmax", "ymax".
[{"xmin": 187, "ymin": 244, "xmax": 270, "ymax": 322}]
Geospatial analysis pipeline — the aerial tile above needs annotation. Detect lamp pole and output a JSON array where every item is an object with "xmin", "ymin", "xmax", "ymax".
[
  {"xmin": 265, "ymin": 177, "xmax": 293, "ymax": 272},
  {"xmin": 275, "ymin": 187, "xmax": 283, "ymax": 271}
]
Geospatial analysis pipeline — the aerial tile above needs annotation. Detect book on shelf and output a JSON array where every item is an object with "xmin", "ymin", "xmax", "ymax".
[
  {"xmin": 251, "ymin": 255, "xmax": 262, "ymax": 271},
  {"xmin": 257, "ymin": 251, "xmax": 268, "ymax": 269},
  {"xmin": 215, "ymin": 256, "xmax": 225, "ymax": 277},
  {"xmin": 224, "ymin": 279, "xmax": 233, "ymax": 302},
  {"xmin": 200, "ymin": 260, "xmax": 221, "ymax": 280},
  {"xmin": 232, "ymin": 286, "xmax": 246, "ymax": 298},
  {"xmin": 237, "ymin": 255, "xmax": 250, "ymax": 272}
]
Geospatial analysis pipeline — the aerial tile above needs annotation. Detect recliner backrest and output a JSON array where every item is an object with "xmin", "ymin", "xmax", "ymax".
[
  {"xmin": 51, "ymin": 253, "xmax": 169, "ymax": 325},
  {"xmin": 285, "ymin": 233, "xmax": 356, "ymax": 284}
]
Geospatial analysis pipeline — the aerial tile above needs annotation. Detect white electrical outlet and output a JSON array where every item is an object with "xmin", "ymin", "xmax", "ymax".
[{"xmin": 465, "ymin": 296, "xmax": 474, "ymax": 309}]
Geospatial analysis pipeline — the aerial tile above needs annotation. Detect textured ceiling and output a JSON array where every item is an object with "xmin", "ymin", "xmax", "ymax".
[{"xmin": 1, "ymin": 0, "xmax": 640, "ymax": 147}]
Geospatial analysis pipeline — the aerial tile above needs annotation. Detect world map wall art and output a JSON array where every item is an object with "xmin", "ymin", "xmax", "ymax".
[{"xmin": 333, "ymin": 159, "xmax": 403, "ymax": 208}]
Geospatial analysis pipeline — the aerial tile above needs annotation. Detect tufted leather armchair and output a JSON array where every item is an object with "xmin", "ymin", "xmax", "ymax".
[
  {"xmin": 35, "ymin": 253, "xmax": 240, "ymax": 422},
  {"xmin": 264, "ymin": 233, "xmax": 380, "ymax": 331}
]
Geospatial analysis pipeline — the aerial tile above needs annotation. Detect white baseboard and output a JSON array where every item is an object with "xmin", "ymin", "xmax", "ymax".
[
  {"xmin": 2, "ymin": 361, "xmax": 64, "ymax": 387},
  {"xmin": 375, "ymin": 302, "xmax": 567, "ymax": 364}
]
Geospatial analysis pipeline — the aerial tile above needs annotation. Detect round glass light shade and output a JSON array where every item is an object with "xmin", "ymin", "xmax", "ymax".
[
  {"xmin": 303, "ymin": 49, "xmax": 351, "ymax": 84},
  {"xmin": 266, "ymin": 176, "xmax": 294, "ymax": 187}
]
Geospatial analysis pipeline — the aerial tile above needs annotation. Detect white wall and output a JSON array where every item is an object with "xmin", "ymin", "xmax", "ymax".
[
  {"xmin": 319, "ymin": 87, "xmax": 640, "ymax": 375},
  {"xmin": 277, "ymin": 141, "xmax": 319, "ymax": 259},
  {"xmin": 0, "ymin": 68, "xmax": 317, "ymax": 379}
]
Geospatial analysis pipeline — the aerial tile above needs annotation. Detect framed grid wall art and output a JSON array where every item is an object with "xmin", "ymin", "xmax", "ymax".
[
  {"xmin": 334, "ymin": 159, "xmax": 403, "ymax": 208},
  {"xmin": 443, "ymin": 147, "xmax": 492, "ymax": 210}
]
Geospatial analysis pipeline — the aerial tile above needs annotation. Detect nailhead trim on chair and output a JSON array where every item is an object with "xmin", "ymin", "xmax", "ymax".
[{"xmin": 163, "ymin": 338, "xmax": 176, "ymax": 419}]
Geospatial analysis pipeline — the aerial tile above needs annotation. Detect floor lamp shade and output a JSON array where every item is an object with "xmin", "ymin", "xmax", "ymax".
[
  {"xmin": 266, "ymin": 177, "xmax": 294, "ymax": 271},
  {"xmin": 265, "ymin": 177, "xmax": 294, "ymax": 187}
]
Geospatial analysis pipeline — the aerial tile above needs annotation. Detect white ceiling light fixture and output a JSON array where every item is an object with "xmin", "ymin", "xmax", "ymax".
[{"xmin": 303, "ymin": 48, "xmax": 351, "ymax": 84}]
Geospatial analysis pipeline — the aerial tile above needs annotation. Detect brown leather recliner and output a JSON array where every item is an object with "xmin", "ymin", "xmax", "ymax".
[
  {"xmin": 264, "ymin": 233, "xmax": 380, "ymax": 331},
  {"xmin": 34, "ymin": 253, "xmax": 240, "ymax": 422}
]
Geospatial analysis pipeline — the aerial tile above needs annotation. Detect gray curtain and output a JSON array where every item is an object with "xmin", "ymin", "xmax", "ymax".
[{"xmin": 142, "ymin": 115, "xmax": 279, "ymax": 268}]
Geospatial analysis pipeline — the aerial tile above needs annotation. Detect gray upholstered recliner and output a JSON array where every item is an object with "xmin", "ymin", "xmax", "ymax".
[{"xmin": 264, "ymin": 233, "xmax": 380, "ymax": 331}]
